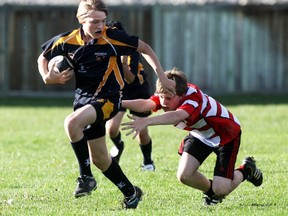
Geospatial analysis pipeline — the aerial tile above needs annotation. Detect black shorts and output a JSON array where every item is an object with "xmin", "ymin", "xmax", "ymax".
[
  {"xmin": 82, "ymin": 97, "xmax": 120, "ymax": 140},
  {"xmin": 178, "ymin": 132, "xmax": 241, "ymax": 179},
  {"xmin": 121, "ymin": 80, "xmax": 152, "ymax": 117}
]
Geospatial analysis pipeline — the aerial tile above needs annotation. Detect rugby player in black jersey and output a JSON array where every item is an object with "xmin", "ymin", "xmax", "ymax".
[{"xmin": 37, "ymin": 0, "xmax": 174, "ymax": 209}]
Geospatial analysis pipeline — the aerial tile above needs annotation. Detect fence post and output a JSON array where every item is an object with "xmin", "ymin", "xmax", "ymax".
[{"xmin": 0, "ymin": 4, "xmax": 10, "ymax": 97}]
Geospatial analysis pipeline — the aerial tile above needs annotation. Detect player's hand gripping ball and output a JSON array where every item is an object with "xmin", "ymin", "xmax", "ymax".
[{"xmin": 48, "ymin": 55, "xmax": 74, "ymax": 73}]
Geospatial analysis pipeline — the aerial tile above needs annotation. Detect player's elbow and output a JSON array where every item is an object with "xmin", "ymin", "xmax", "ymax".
[{"xmin": 137, "ymin": 40, "xmax": 151, "ymax": 55}]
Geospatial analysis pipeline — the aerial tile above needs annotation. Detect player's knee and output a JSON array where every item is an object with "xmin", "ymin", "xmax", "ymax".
[
  {"xmin": 64, "ymin": 114, "xmax": 75, "ymax": 130},
  {"xmin": 177, "ymin": 171, "xmax": 189, "ymax": 184},
  {"xmin": 64, "ymin": 114, "xmax": 80, "ymax": 139},
  {"xmin": 106, "ymin": 125, "xmax": 118, "ymax": 138}
]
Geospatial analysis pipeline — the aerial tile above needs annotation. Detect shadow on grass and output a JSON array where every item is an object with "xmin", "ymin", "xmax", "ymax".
[{"xmin": 0, "ymin": 94, "xmax": 288, "ymax": 107}]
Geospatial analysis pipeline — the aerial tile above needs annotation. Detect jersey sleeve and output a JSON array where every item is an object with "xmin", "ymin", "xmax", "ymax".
[
  {"xmin": 41, "ymin": 38, "xmax": 61, "ymax": 60},
  {"xmin": 106, "ymin": 27, "xmax": 139, "ymax": 55},
  {"xmin": 150, "ymin": 94, "xmax": 162, "ymax": 112},
  {"xmin": 41, "ymin": 35, "xmax": 65, "ymax": 60},
  {"xmin": 177, "ymin": 100, "xmax": 198, "ymax": 115},
  {"xmin": 41, "ymin": 30, "xmax": 75, "ymax": 61}
]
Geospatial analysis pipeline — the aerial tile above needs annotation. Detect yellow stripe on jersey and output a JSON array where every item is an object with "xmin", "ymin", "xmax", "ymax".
[
  {"xmin": 101, "ymin": 99, "xmax": 114, "ymax": 120},
  {"xmin": 51, "ymin": 29, "xmax": 84, "ymax": 50},
  {"xmin": 94, "ymin": 56, "xmax": 124, "ymax": 96},
  {"xmin": 98, "ymin": 29, "xmax": 136, "ymax": 48}
]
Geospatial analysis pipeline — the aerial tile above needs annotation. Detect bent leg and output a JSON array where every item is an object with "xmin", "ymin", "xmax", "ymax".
[
  {"xmin": 137, "ymin": 127, "xmax": 154, "ymax": 167},
  {"xmin": 177, "ymin": 152, "xmax": 210, "ymax": 192},
  {"xmin": 64, "ymin": 104, "xmax": 97, "ymax": 142},
  {"xmin": 106, "ymin": 111, "xmax": 125, "ymax": 139},
  {"xmin": 212, "ymin": 170, "xmax": 244, "ymax": 196},
  {"xmin": 88, "ymin": 136, "xmax": 137, "ymax": 199},
  {"xmin": 106, "ymin": 111, "xmax": 125, "ymax": 162},
  {"xmin": 88, "ymin": 137, "xmax": 112, "ymax": 171}
]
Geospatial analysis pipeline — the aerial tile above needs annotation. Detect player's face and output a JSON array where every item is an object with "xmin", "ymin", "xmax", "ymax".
[
  {"xmin": 159, "ymin": 93, "xmax": 181, "ymax": 112},
  {"xmin": 82, "ymin": 10, "xmax": 106, "ymax": 40}
]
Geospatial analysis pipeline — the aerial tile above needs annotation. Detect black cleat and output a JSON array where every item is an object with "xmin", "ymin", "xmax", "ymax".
[
  {"xmin": 73, "ymin": 175, "xmax": 97, "ymax": 198},
  {"xmin": 123, "ymin": 186, "xmax": 143, "ymax": 209},
  {"xmin": 203, "ymin": 194, "xmax": 225, "ymax": 206},
  {"xmin": 241, "ymin": 156, "xmax": 263, "ymax": 187}
]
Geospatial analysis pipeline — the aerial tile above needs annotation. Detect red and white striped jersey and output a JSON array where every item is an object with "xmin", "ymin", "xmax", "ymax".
[{"xmin": 150, "ymin": 83, "xmax": 241, "ymax": 147}]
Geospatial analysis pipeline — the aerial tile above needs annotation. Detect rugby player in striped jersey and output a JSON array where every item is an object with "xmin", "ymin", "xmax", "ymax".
[{"xmin": 122, "ymin": 67, "xmax": 263, "ymax": 206}]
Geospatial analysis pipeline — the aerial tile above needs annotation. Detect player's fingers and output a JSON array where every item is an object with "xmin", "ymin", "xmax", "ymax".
[
  {"xmin": 127, "ymin": 114, "xmax": 133, "ymax": 120},
  {"xmin": 121, "ymin": 125, "xmax": 131, "ymax": 131},
  {"xmin": 62, "ymin": 70, "xmax": 73, "ymax": 76},
  {"xmin": 121, "ymin": 120, "xmax": 133, "ymax": 126},
  {"xmin": 61, "ymin": 72, "xmax": 73, "ymax": 79},
  {"xmin": 132, "ymin": 131, "xmax": 138, "ymax": 139},
  {"xmin": 127, "ymin": 114, "xmax": 137, "ymax": 120},
  {"xmin": 125, "ymin": 129, "xmax": 135, "ymax": 138}
]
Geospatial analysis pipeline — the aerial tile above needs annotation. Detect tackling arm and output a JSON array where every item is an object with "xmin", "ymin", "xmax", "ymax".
[
  {"xmin": 122, "ymin": 109, "xmax": 189, "ymax": 139},
  {"xmin": 122, "ymin": 99, "xmax": 156, "ymax": 113},
  {"xmin": 137, "ymin": 40, "xmax": 175, "ymax": 95},
  {"xmin": 143, "ymin": 109, "xmax": 189, "ymax": 126}
]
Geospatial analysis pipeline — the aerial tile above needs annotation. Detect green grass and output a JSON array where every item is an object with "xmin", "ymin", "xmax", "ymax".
[{"xmin": 0, "ymin": 95, "xmax": 288, "ymax": 215}]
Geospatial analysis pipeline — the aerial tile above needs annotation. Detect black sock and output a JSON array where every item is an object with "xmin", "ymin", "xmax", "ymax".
[
  {"xmin": 204, "ymin": 179, "xmax": 215, "ymax": 197},
  {"xmin": 111, "ymin": 132, "xmax": 124, "ymax": 149},
  {"xmin": 71, "ymin": 136, "xmax": 92, "ymax": 177},
  {"xmin": 102, "ymin": 159, "xmax": 135, "ymax": 197},
  {"xmin": 140, "ymin": 139, "xmax": 152, "ymax": 165}
]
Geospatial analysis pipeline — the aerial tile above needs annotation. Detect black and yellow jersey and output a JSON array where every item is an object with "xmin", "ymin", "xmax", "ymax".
[{"xmin": 42, "ymin": 26, "xmax": 138, "ymax": 106}]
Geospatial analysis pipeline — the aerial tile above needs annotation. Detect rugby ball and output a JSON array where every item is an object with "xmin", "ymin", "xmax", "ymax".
[{"xmin": 48, "ymin": 55, "xmax": 74, "ymax": 73}]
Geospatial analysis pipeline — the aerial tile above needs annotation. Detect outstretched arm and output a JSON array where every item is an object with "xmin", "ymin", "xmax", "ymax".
[
  {"xmin": 122, "ymin": 99, "xmax": 156, "ymax": 113},
  {"xmin": 121, "ymin": 109, "xmax": 189, "ymax": 139},
  {"xmin": 137, "ymin": 40, "xmax": 175, "ymax": 95}
]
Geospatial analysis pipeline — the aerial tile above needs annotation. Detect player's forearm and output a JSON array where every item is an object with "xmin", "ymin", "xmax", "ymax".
[
  {"xmin": 37, "ymin": 54, "xmax": 50, "ymax": 84},
  {"xmin": 145, "ymin": 112, "xmax": 181, "ymax": 127},
  {"xmin": 37, "ymin": 53, "xmax": 69, "ymax": 85},
  {"xmin": 137, "ymin": 40, "xmax": 175, "ymax": 95},
  {"xmin": 122, "ymin": 63, "xmax": 135, "ymax": 84},
  {"xmin": 122, "ymin": 99, "xmax": 151, "ymax": 112},
  {"xmin": 138, "ymin": 43, "xmax": 165, "ymax": 80}
]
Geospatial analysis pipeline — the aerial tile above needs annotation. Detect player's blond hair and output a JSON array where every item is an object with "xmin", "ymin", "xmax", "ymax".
[
  {"xmin": 156, "ymin": 67, "xmax": 188, "ymax": 96},
  {"xmin": 76, "ymin": 0, "xmax": 108, "ymax": 23}
]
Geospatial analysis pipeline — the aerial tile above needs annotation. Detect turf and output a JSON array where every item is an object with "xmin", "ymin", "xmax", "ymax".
[{"xmin": 0, "ymin": 95, "xmax": 287, "ymax": 215}]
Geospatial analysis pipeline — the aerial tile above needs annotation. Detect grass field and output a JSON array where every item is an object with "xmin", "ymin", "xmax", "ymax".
[{"xmin": 0, "ymin": 95, "xmax": 287, "ymax": 216}]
